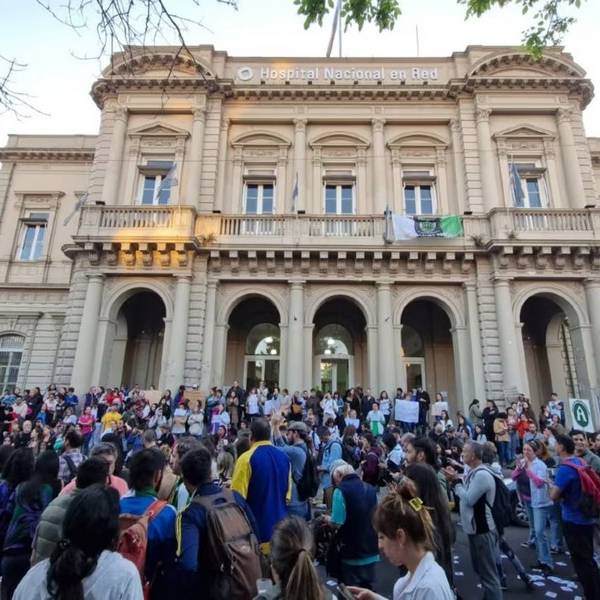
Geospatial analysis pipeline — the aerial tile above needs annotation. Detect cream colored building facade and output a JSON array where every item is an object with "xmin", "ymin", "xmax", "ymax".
[{"xmin": 1, "ymin": 45, "xmax": 600, "ymax": 420}]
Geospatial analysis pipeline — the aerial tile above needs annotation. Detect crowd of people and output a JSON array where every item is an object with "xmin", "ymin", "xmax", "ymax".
[{"xmin": 0, "ymin": 381, "xmax": 597, "ymax": 599}]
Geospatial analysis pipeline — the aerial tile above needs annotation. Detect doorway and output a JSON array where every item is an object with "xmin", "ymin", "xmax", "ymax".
[{"xmin": 319, "ymin": 358, "xmax": 351, "ymax": 394}]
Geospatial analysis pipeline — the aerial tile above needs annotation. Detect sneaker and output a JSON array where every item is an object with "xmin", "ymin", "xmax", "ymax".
[
  {"xmin": 521, "ymin": 541, "xmax": 535, "ymax": 549},
  {"xmin": 540, "ymin": 564, "xmax": 555, "ymax": 577}
]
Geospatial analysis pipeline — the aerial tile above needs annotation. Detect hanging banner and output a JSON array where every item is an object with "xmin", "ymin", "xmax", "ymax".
[
  {"xmin": 394, "ymin": 400, "xmax": 420, "ymax": 423},
  {"xmin": 569, "ymin": 398, "xmax": 594, "ymax": 433},
  {"xmin": 387, "ymin": 213, "xmax": 464, "ymax": 242}
]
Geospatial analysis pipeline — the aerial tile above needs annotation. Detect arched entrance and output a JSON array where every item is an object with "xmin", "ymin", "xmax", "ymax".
[
  {"xmin": 400, "ymin": 300, "xmax": 456, "ymax": 402},
  {"xmin": 225, "ymin": 297, "xmax": 281, "ymax": 391},
  {"xmin": 520, "ymin": 295, "xmax": 579, "ymax": 411},
  {"xmin": 313, "ymin": 298, "xmax": 367, "ymax": 393},
  {"xmin": 110, "ymin": 291, "xmax": 166, "ymax": 389}
]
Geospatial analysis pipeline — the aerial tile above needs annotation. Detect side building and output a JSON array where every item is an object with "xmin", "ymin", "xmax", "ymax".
[{"xmin": 1, "ymin": 45, "xmax": 600, "ymax": 421}]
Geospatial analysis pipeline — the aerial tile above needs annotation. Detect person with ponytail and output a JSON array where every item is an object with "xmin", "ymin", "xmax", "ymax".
[
  {"xmin": 14, "ymin": 484, "xmax": 142, "ymax": 600},
  {"xmin": 254, "ymin": 515, "xmax": 328, "ymax": 600},
  {"xmin": 348, "ymin": 480, "xmax": 454, "ymax": 600}
]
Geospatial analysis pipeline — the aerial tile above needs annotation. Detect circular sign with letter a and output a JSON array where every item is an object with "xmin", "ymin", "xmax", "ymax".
[{"xmin": 571, "ymin": 399, "xmax": 592, "ymax": 432}]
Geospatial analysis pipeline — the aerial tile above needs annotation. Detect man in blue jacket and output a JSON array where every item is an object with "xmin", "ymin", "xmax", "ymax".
[{"xmin": 175, "ymin": 446, "xmax": 258, "ymax": 596}]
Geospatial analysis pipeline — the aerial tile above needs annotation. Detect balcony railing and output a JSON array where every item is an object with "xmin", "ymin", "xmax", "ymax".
[
  {"xmin": 74, "ymin": 205, "xmax": 600, "ymax": 248},
  {"xmin": 77, "ymin": 205, "xmax": 197, "ymax": 240}
]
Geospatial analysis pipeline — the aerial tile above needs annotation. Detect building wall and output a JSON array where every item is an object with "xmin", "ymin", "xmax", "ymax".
[{"xmin": 1, "ymin": 45, "xmax": 600, "ymax": 423}]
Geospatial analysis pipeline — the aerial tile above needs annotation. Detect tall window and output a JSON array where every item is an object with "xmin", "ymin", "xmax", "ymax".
[
  {"xmin": 140, "ymin": 160, "xmax": 174, "ymax": 205},
  {"xmin": 18, "ymin": 213, "xmax": 47, "ymax": 261},
  {"xmin": 0, "ymin": 335, "xmax": 23, "ymax": 392},
  {"xmin": 244, "ymin": 183, "xmax": 274, "ymax": 214},
  {"xmin": 402, "ymin": 171, "xmax": 436, "ymax": 215},
  {"xmin": 324, "ymin": 184, "xmax": 354, "ymax": 214},
  {"xmin": 510, "ymin": 162, "xmax": 546, "ymax": 208}
]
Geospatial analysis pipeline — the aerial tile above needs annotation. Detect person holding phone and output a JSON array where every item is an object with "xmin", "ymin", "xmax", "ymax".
[{"xmin": 348, "ymin": 480, "xmax": 454, "ymax": 600}]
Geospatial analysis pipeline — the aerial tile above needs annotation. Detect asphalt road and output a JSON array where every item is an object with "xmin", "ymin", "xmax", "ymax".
[{"xmin": 322, "ymin": 518, "xmax": 583, "ymax": 599}]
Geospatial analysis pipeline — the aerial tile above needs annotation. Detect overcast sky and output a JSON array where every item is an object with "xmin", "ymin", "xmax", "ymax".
[{"xmin": 1, "ymin": 0, "xmax": 599, "ymax": 146}]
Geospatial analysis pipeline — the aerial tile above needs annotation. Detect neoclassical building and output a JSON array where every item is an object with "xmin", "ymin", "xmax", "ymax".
[{"xmin": 1, "ymin": 44, "xmax": 600, "ymax": 419}]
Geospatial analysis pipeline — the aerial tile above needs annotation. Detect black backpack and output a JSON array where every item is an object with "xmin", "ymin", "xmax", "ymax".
[
  {"xmin": 62, "ymin": 455, "xmax": 78, "ymax": 485},
  {"xmin": 485, "ymin": 468, "xmax": 512, "ymax": 534},
  {"xmin": 297, "ymin": 447, "xmax": 319, "ymax": 501}
]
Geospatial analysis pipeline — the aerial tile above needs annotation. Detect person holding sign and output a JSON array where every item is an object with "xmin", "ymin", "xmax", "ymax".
[{"xmin": 366, "ymin": 402, "xmax": 385, "ymax": 437}]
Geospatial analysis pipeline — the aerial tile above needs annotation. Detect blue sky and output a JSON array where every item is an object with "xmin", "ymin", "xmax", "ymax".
[{"xmin": 1, "ymin": 0, "xmax": 599, "ymax": 145}]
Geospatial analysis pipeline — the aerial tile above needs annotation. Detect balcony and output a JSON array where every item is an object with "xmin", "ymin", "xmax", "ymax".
[
  {"xmin": 76, "ymin": 205, "xmax": 197, "ymax": 242},
  {"xmin": 73, "ymin": 205, "xmax": 600, "ymax": 250}
]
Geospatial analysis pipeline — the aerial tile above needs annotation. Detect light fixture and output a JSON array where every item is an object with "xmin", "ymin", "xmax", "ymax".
[
  {"xmin": 270, "ymin": 349, "xmax": 277, "ymax": 355},
  {"xmin": 324, "ymin": 348, "xmax": 332, "ymax": 355},
  {"xmin": 265, "ymin": 336, "xmax": 274, "ymax": 343},
  {"xmin": 327, "ymin": 337, "xmax": 335, "ymax": 346}
]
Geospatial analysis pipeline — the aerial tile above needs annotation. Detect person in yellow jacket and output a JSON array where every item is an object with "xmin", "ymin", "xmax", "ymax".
[{"xmin": 101, "ymin": 405, "xmax": 123, "ymax": 433}]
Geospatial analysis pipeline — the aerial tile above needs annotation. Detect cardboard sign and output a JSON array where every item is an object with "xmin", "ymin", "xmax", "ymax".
[
  {"xmin": 183, "ymin": 390, "xmax": 204, "ymax": 410},
  {"xmin": 569, "ymin": 398, "xmax": 594, "ymax": 433},
  {"xmin": 141, "ymin": 390, "xmax": 162, "ymax": 405},
  {"xmin": 394, "ymin": 399, "xmax": 419, "ymax": 423}
]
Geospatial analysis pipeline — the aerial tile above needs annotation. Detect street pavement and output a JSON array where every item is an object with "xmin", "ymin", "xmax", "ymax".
[{"xmin": 322, "ymin": 518, "xmax": 583, "ymax": 599}]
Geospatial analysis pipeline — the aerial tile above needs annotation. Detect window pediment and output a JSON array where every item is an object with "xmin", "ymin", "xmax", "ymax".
[
  {"xmin": 387, "ymin": 132, "xmax": 448, "ymax": 149},
  {"xmin": 468, "ymin": 52, "xmax": 585, "ymax": 80},
  {"xmin": 231, "ymin": 131, "xmax": 291, "ymax": 147},
  {"xmin": 309, "ymin": 132, "xmax": 369, "ymax": 149},
  {"xmin": 129, "ymin": 122, "xmax": 190, "ymax": 139},
  {"xmin": 493, "ymin": 124, "xmax": 555, "ymax": 140}
]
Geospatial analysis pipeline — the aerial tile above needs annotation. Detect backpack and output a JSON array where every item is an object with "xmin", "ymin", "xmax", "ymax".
[
  {"xmin": 118, "ymin": 499, "xmax": 167, "ymax": 595},
  {"xmin": 484, "ymin": 469, "xmax": 512, "ymax": 534},
  {"xmin": 193, "ymin": 489, "xmax": 261, "ymax": 600},
  {"xmin": 342, "ymin": 443, "xmax": 361, "ymax": 469},
  {"xmin": 62, "ymin": 455, "xmax": 78, "ymax": 485},
  {"xmin": 297, "ymin": 447, "xmax": 319, "ymax": 501},
  {"xmin": 563, "ymin": 459, "xmax": 600, "ymax": 518}
]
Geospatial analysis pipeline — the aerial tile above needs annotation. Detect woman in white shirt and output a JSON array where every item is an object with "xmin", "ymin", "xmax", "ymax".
[
  {"xmin": 378, "ymin": 391, "xmax": 391, "ymax": 424},
  {"xmin": 172, "ymin": 403, "xmax": 190, "ymax": 435},
  {"xmin": 246, "ymin": 388, "xmax": 261, "ymax": 420},
  {"xmin": 348, "ymin": 480, "xmax": 454, "ymax": 600},
  {"xmin": 321, "ymin": 393, "xmax": 337, "ymax": 421},
  {"xmin": 187, "ymin": 404, "xmax": 204, "ymax": 437},
  {"xmin": 14, "ymin": 484, "xmax": 142, "ymax": 600}
]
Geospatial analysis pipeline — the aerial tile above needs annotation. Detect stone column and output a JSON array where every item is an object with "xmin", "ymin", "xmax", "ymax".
[
  {"xmin": 372, "ymin": 119, "xmax": 387, "ymax": 214},
  {"xmin": 543, "ymin": 139, "xmax": 561, "ymax": 207},
  {"xmin": 394, "ymin": 324, "xmax": 406, "ymax": 391},
  {"xmin": 200, "ymin": 280, "xmax": 218, "ymax": 390},
  {"xmin": 101, "ymin": 107, "xmax": 127, "ymax": 205},
  {"xmin": 184, "ymin": 107, "xmax": 206, "ymax": 205},
  {"xmin": 493, "ymin": 278, "xmax": 524, "ymax": 396},
  {"xmin": 464, "ymin": 282, "xmax": 486, "ymax": 400},
  {"xmin": 366, "ymin": 325, "xmax": 379, "ymax": 393},
  {"xmin": 450, "ymin": 119, "xmax": 466, "ymax": 214},
  {"xmin": 71, "ymin": 274, "xmax": 105, "ymax": 394},
  {"xmin": 557, "ymin": 108, "xmax": 586, "ymax": 208},
  {"xmin": 435, "ymin": 148, "xmax": 450, "ymax": 215},
  {"xmin": 475, "ymin": 107, "xmax": 500, "ymax": 213},
  {"xmin": 212, "ymin": 324, "xmax": 228, "ymax": 386},
  {"xmin": 286, "ymin": 281, "xmax": 305, "ymax": 393},
  {"xmin": 303, "ymin": 324, "xmax": 314, "ymax": 389},
  {"xmin": 213, "ymin": 118, "xmax": 230, "ymax": 213},
  {"xmin": 293, "ymin": 119, "xmax": 307, "ymax": 213},
  {"xmin": 311, "ymin": 148, "xmax": 322, "ymax": 214},
  {"xmin": 230, "ymin": 146, "xmax": 244, "ymax": 213},
  {"xmin": 166, "ymin": 276, "xmax": 191, "ymax": 390},
  {"xmin": 277, "ymin": 148, "xmax": 288, "ymax": 213},
  {"xmin": 377, "ymin": 282, "xmax": 396, "ymax": 394},
  {"xmin": 584, "ymin": 279, "xmax": 600, "ymax": 383},
  {"xmin": 357, "ymin": 148, "xmax": 368, "ymax": 214},
  {"xmin": 451, "ymin": 325, "xmax": 475, "ymax": 414},
  {"xmin": 390, "ymin": 150, "xmax": 403, "ymax": 213}
]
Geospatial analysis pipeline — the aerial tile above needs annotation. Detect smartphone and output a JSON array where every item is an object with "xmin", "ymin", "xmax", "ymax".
[{"xmin": 336, "ymin": 583, "xmax": 355, "ymax": 600}]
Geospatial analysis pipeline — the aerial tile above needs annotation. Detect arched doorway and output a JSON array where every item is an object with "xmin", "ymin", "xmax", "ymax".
[
  {"xmin": 313, "ymin": 298, "xmax": 367, "ymax": 393},
  {"xmin": 400, "ymin": 300, "xmax": 456, "ymax": 402},
  {"xmin": 520, "ymin": 295, "xmax": 579, "ymax": 411},
  {"xmin": 225, "ymin": 297, "xmax": 281, "ymax": 391},
  {"xmin": 103, "ymin": 291, "xmax": 166, "ymax": 389}
]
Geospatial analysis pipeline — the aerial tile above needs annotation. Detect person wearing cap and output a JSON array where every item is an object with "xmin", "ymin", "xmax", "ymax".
[{"xmin": 271, "ymin": 415, "xmax": 311, "ymax": 520}]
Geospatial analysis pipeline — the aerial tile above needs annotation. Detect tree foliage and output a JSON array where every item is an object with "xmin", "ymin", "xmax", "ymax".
[{"xmin": 294, "ymin": 0, "xmax": 585, "ymax": 57}]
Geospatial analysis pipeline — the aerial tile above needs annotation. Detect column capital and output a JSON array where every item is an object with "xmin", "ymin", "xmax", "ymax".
[
  {"xmin": 207, "ymin": 279, "xmax": 219, "ymax": 289},
  {"xmin": 557, "ymin": 107, "xmax": 573, "ymax": 124},
  {"xmin": 192, "ymin": 107, "xmax": 206, "ymax": 123},
  {"xmin": 492, "ymin": 275, "xmax": 513, "ymax": 285},
  {"xmin": 289, "ymin": 279, "xmax": 306, "ymax": 287},
  {"xmin": 174, "ymin": 274, "xmax": 192, "ymax": 284},
  {"xmin": 86, "ymin": 273, "xmax": 106, "ymax": 282},
  {"xmin": 475, "ymin": 108, "xmax": 491, "ymax": 123},
  {"xmin": 462, "ymin": 281, "xmax": 477, "ymax": 291},
  {"xmin": 449, "ymin": 118, "xmax": 461, "ymax": 133},
  {"xmin": 113, "ymin": 106, "xmax": 128, "ymax": 123},
  {"xmin": 293, "ymin": 118, "xmax": 308, "ymax": 132},
  {"xmin": 221, "ymin": 117, "xmax": 230, "ymax": 131},
  {"xmin": 584, "ymin": 278, "xmax": 600, "ymax": 289},
  {"xmin": 376, "ymin": 279, "xmax": 394, "ymax": 289},
  {"xmin": 371, "ymin": 118, "xmax": 386, "ymax": 132}
]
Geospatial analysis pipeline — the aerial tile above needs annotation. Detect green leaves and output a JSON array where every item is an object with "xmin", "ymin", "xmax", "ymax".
[{"xmin": 294, "ymin": 0, "xmax": 584, "ymax": 58}]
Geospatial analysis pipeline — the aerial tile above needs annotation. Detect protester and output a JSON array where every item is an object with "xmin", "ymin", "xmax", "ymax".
[
  {"xmin": 550, "ymin": 433, "xmax": 600, "ymax": 600},
  {"xmin": 347, "ymin": 480, "xmax": 454, "ymax": 600},
  {"xmin": 231, "ymin": 418, "xmax": 291, "ymax": 550},
  {"xmin": 14, "ymin": 484, "xmax": 143, "ymax": 600},
  {"xmin": 328, "ymin": 461, "xmax": 379, "ymax": 589},
  {"xmin": 444, "ymin": 441, "xmax": 503, "ymax": 600},
  {"xmin": 572, "ymin": 429, "xmax": 600, "ymax": 475},
  {"xmin": 57, "ymin": 430, "xmax": 84, "ymax": 484},
  {"xmin": 31, "ymin": 456, "xmax": 109, "ymax": 564}
]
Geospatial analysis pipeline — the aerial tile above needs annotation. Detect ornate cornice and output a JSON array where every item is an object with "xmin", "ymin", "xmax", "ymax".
[{"xmin": 0, "ymin": 148, "xmax": 95, "ymax": 162}]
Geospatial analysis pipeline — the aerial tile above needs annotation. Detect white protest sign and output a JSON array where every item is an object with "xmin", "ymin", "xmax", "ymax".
[
  {"xmin": 394, "ymin": 399, "xmax": 419, "ymax": 423},
  {"xmin": 569, "ymin": 398, "xmax": 594, "ymax": 433}
]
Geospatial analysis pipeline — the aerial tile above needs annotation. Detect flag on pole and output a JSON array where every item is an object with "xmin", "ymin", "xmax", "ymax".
[
  {"xmin": 509, "ymin": 162, "xmax": 525, "ymax": 207},
  {"xmin": 291, "ymin": 172, "xmax": 299, "ymax": 212},
  {"xmin": 63, "ymin": 192, "xmax": 88, "ymax": 226},
  {"xmin": 389, "ymin": 214, "xmax": 464, "ymax": 241},
  {"xmin": 157, "ymin": 162, "xmax": 178, "ymax": 203}
]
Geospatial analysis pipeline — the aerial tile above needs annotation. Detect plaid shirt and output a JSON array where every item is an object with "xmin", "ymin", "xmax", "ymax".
[{"xmin": 58, "ymin": 450, "xmax": 84, "ymax": 483}]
